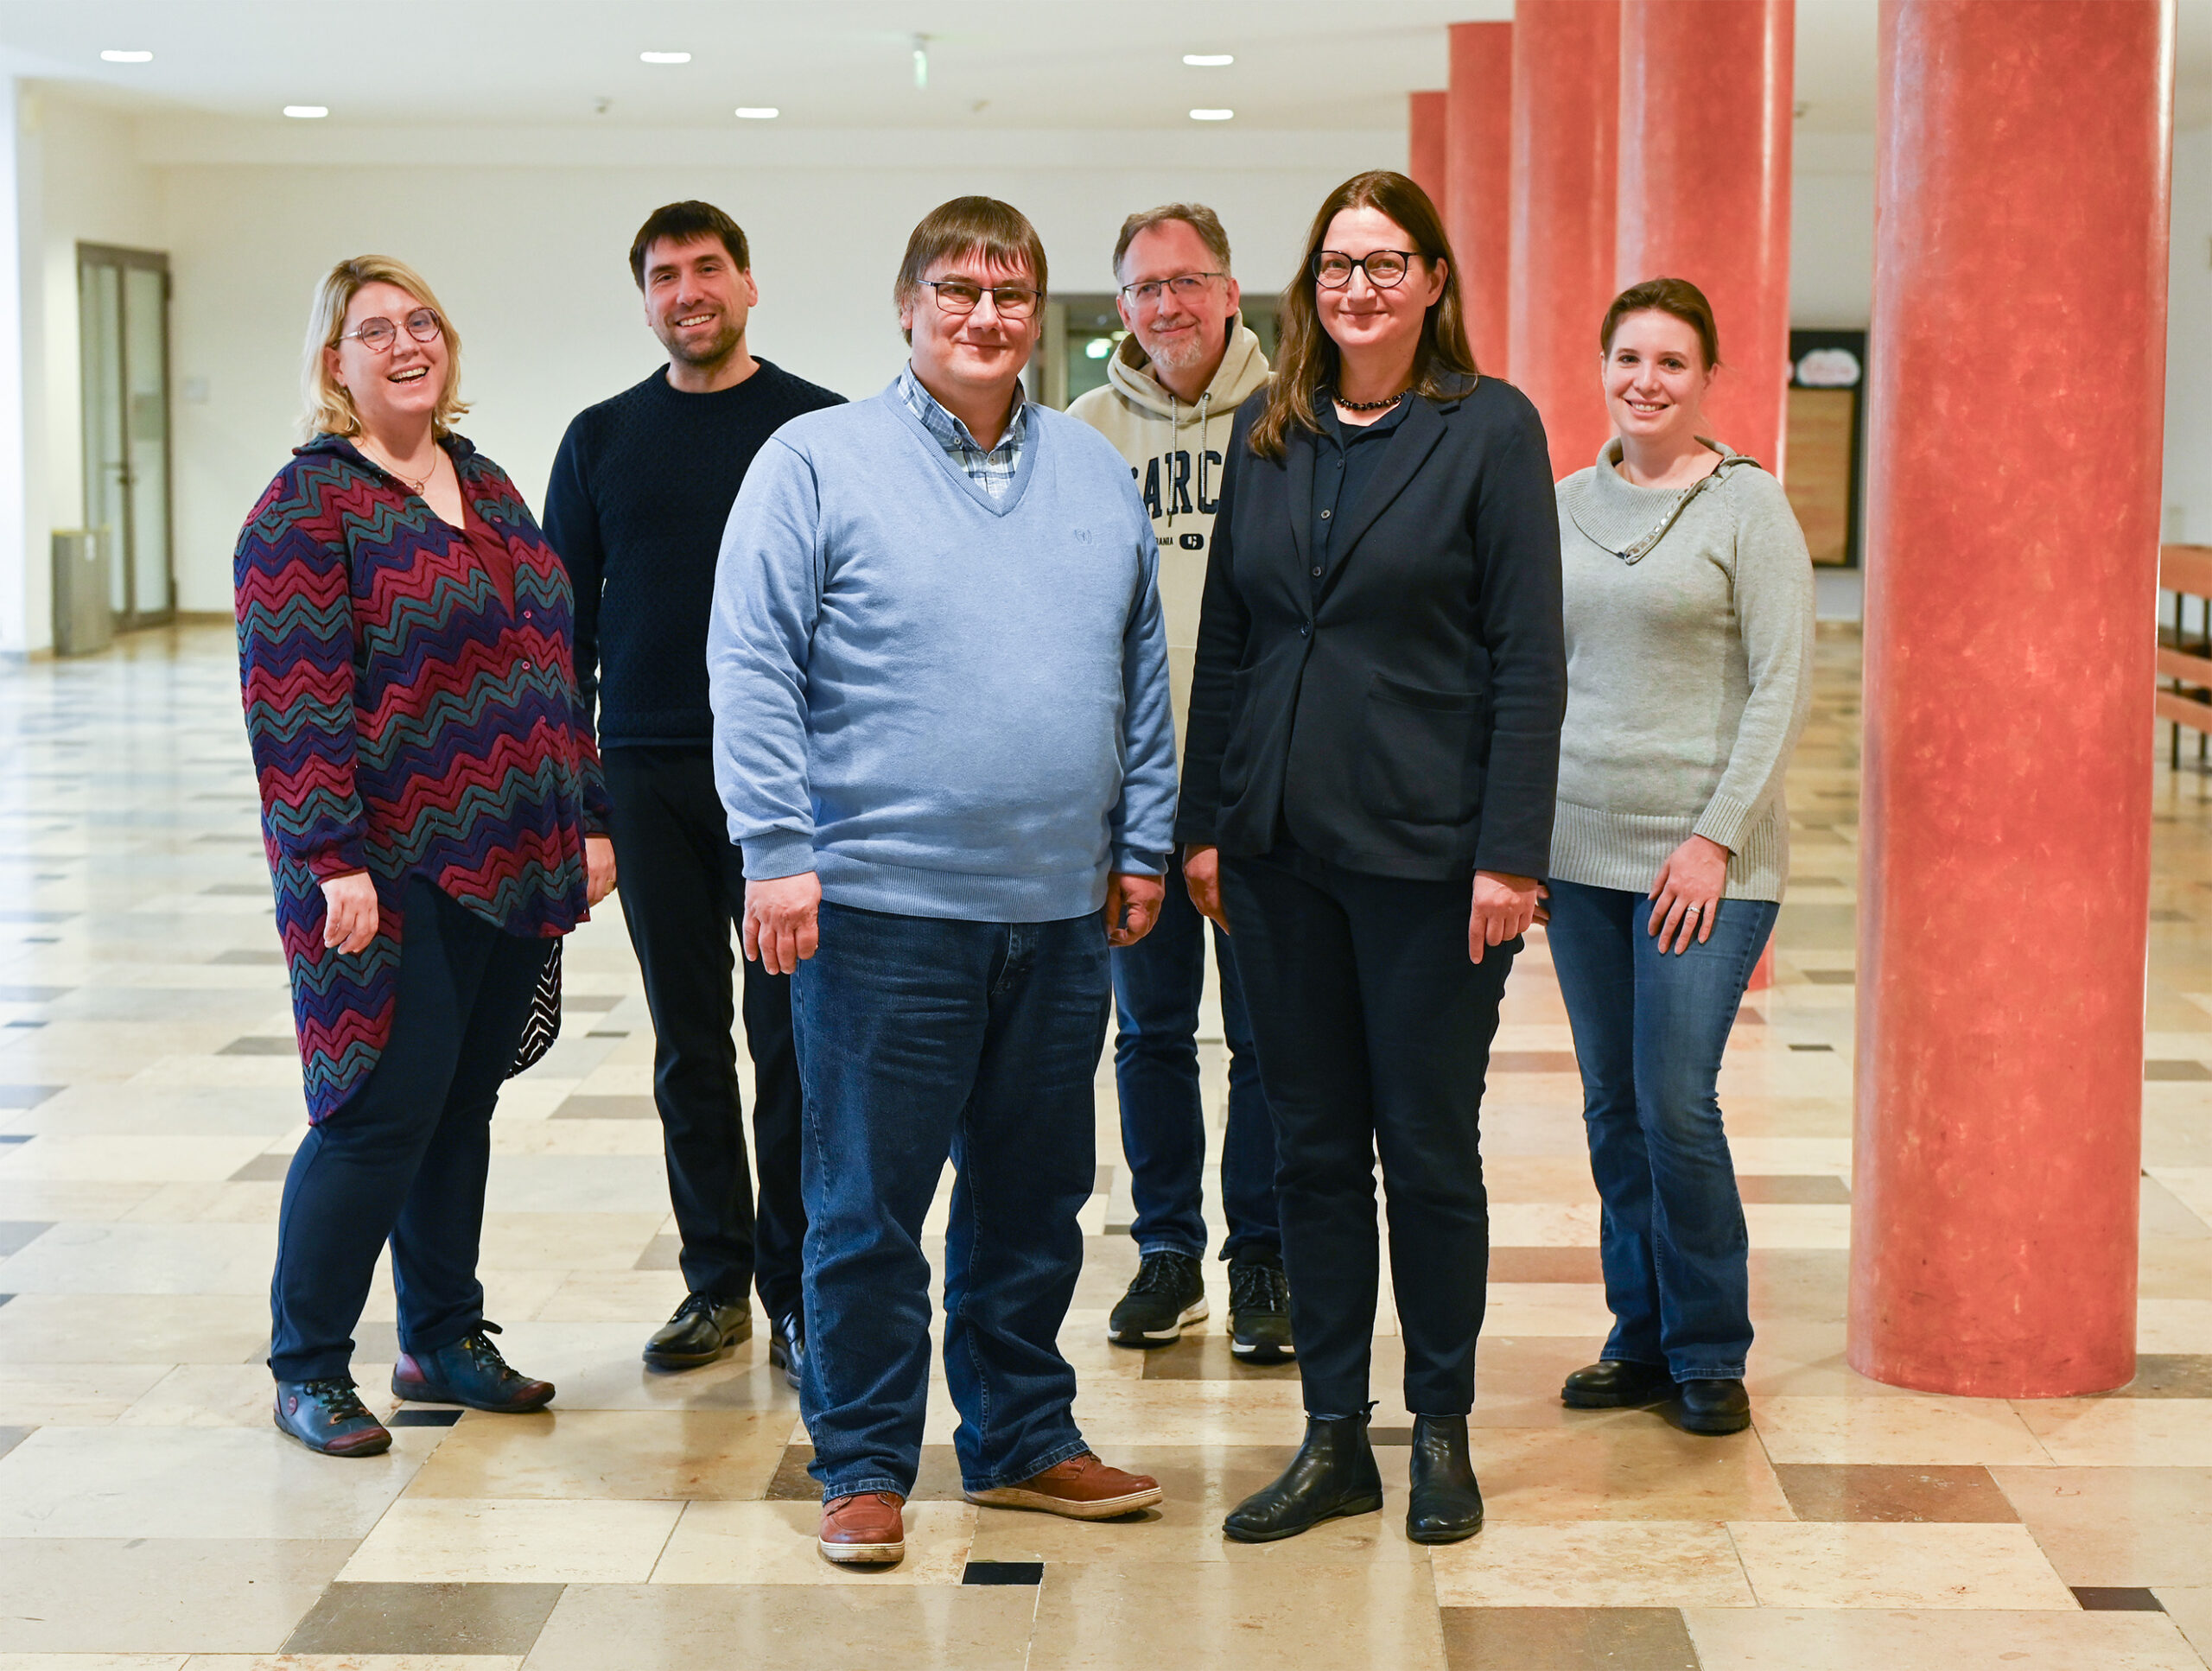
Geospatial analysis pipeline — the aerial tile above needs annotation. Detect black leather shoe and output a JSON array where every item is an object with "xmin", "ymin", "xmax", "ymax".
[
  {"xmin": 1405, "ymin": 1414, "xmax": 1484, "ymax": 1543},
  {"xmin": 392, "ymin": 1321, "xmax": 554, "ymax": 1412},
  {"xmin": 1678, "ymin": 1377, "xmax": 1751, "ymax": 1435},
  {"xmin": 643, "ymin": 1292, "xmax": 753, "ymax": 1370},
  {"xmin": 273, "ymin": 1378, "xmax": 391, "ymax": 1457},
  {"xmin": 768, "ymin": 1309, "xmax": 804, "ymax": 1391},
  {"xmin": 1223, "ymin": 1414, "xmax": 1384, "ymax": 1543},
  {"xmin": 1561, "ymin": 1359, "xmax": 1676, "ymax": 1409}
]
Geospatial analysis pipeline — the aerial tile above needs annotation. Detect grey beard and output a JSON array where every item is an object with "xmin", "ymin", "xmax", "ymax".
[{"xmin": 1143, "ymin": 332, "xmax": 1209, "ymax": 376}]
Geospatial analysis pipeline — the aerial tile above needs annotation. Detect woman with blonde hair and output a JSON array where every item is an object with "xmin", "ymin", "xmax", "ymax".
[
  {"xmin": 238, "ymin": 256, "xmax": 615, "ymax": 1456},
  {"xmin": 1179, "ymin": 171, "xmax": 1565, "ymax": 1543}
]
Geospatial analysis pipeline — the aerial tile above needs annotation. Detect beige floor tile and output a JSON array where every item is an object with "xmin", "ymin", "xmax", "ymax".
[
  {"xmin": 2139, "ymin": 1298, "xmax": 2212, "ymax": 1353},
  {"xmin": 1432, "ymin": 1521, "xmax": 1755, "ymax": 1607},
  {"xmin": 0, "ymin": 1182, "xmax": 160, "ymax": 1220},
  {"xmin": 119, "ymin": 1363, "xmax": 401, "ymax": 1428},
  {"xmin": 0, "ymin": 1135, "xmax": 273, "ymax": 1183},
  {"xmin": 1474, "ymin": 1421, "xmax": 1796, "ymax": 1522},
  {"xmin": 526, "ymin": 1269, "xmax": 691, "ymax": 1324},
  {"xmin": 0, "ymin": 1221, "xmax": 272, "ymax": 1295},
  {"xmin": 338, "ymin": 1497, "xmax": 684, "ymax": 1584},
  {"xmin": 1684, "ymin": 1607, "xmax": 2207, "ymax": 1669},
  {"xmin": 1487, "ymin": 1203, "xmax": 1602, "ymax": 1246},
  {"xmin": 1026, "ymin": 1560, "xmax": 1448, "ymax": 1670},
  {"xmin": 1742, "ymin": 1204, "xmax": 1854, "ymax": 1248},
  {"xmin": 1727, "ymin": 1520, "xmax": 2077, "ymax": 1609},
  {"xmin": 2157, "ymin": 1586, "xmax": 2212, "ymax": 1666},
  {"xmin": 404, "ymin": 1409, "xmax": 789, "ymax": 1501},
  {"xmin": 2015, "ymin": 1399, "xmax": 2212, "ymax": 1465},
  {"xmin": 461, "ymin": 1321, "xmax": 795, "ymax": 1414},
  {"xmin": 0, "ymin": 1657, "xmax": 187, "ymax": 1669},
  {"xmin": 651, "ymin": 1499, "xmax": 976, "ymax": 1585},
  {"xmin": 1992, "ymin": 1465, "xmax": 2212, "ymax": 1585},
  {"xmin": 1065, "ymin": 1378, "xmax": 1306, "ymax": 1446},
  {"xmin": 0, "ymin": 1293, "xmax": 270, "ymax": 1363},
  {"xmin": 184, "ymin": 1660, "xmax": 523, "ymax": 1669},
  {"xmin": 0, "ymin": 1363, "xmax": 177, "ymax": 1424},
  {"xmin": 1481, "ymin": 1283, "xmax": 1619, "ymax": 1337},
  {"xmin": 0, "ymin": 1539, "xmax": 351, "ymax": 1654},
  {"xmin": 489, "ymin": 1117, "xmax": 664, "ymax": 1156},
  {"xmin": 1753, "ymin": 1395, "xmax": 2054, "ymax": 1465},
  {"xmin": 473, "ymin": 1213, "xmax": 664, "ymax": 1272},
  {"xmin": 521, "ymin": 1582, "xmax": 1035, "ymax": 1671}
]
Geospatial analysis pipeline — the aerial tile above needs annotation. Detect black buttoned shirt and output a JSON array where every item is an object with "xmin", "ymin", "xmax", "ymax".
[{"xmin": 1310, "ymin": 394, "xmax": 1413, "ymax": 599}]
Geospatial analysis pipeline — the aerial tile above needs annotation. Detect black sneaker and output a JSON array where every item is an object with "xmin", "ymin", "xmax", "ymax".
[
  {"xmin": 1107, "ymin": 1249, "xmax": 1208, "ymax": 1347},
  {"xmin": 1227, "ymin": 1252, "xmax": 1295, "ymax": 1363}
]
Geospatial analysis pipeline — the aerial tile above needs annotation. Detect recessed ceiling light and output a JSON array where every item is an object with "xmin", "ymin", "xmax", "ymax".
[
  {"xmin": 640, "ymin": 51, "xmax": 691, "ymax": 64},
  {"xmin": 283, "ymin": 105, "xmax": 328, "ymax": 119},
  {"xmin": 100, "ymin": 49, "xmax": 153, "ymax": 63},
  {"xmin": 734, "ymin": 107, "xmax": 779, "ymax": 119},
  {"xmin": 1183, "ymin": 54, "xmax": 1234, "ymax": 67},
  {"xmin": 1190, "ymin": 108, "xmax": 1234, "ymax": 121}
]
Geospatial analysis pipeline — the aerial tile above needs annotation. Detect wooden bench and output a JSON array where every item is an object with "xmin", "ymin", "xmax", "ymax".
[{"xmin": 2159, "ymin": 543, "xmax": 2212, "ymax": 769}]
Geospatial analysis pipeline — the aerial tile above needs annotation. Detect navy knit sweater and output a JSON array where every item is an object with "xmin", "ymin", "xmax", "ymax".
[{"xmin": 544, "ymin": 359, "xmax": 844, "ymax": 747}]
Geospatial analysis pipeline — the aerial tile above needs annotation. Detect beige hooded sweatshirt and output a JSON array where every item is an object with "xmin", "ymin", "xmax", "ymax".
[{"xmin": 1067, "ymin": 321, "xmax": 1272, "ymax": 750}]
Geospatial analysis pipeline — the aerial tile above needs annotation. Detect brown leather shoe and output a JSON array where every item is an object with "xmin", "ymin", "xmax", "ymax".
[
  {"xmin": 965, "ymin": 1451, "xmax": 1163, "ymax": 1520},
  {"xmin": 818, "ymin": 1491, "xmax": 906, "ymax": 1565}
]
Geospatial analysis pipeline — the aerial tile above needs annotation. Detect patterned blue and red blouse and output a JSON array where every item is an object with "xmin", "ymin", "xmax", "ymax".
[{"xmin": 235, "ymin": 430, "xmax": 609, "ymax": 1122}]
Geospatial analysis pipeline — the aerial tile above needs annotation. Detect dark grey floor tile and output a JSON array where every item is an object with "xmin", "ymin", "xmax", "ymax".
[
  {"xmin": 1489, "ymin": 1246, "xmax": 1605, "ymax": 1282},
  {"xmin": 0, "ymin": 1426, "xmax": 30, "ymax": 1462},
  {"xmin": 201, "ymin": 882, "xmax": 271, "ymax": 898},
  {"xmin": 2145, "ymin": 1059, "xmax": 2212, "ymax": 1081},
  {"xmin": 556, "ymin": 1094, "xmax": 658, "ymax": 1120},
  {"xmin": 1774, "ymin": 1463, "xmax": 2019, "ymax": 1522},
  {"xmin": 562, "ymin": 993, "xmax": 623, "ymax": 1012},
  {"xmin": 210, "ymin": 947, "xmax": 284, "ymax": 965},
  {"xmin": 2073, "ymin": 1586, "xmax": 2164, "ymax": 1611},
  {"xmin": 1802, "ymin": 969, "xmax": 1857, "ymax": 984},
  {"xmin": 281, "ymin": 1579, "xmax": 565, "ymax": 1654},
  {"xmin": 0, "ymin": 985, "xmax": 71, "ymax": 1002},
  {"xmin": 0, "ymin": 1222, "xmax": 53, "ymax": 1256},
  {"xmin": 632, "ymin": 1234, "xmax": 682, "ymax": 1271},
  {"xmin": 0, "ymin": 1085, "xmax": 63, "ymax": 1108},
  {"xmin": 1737, "ymin": 1174, "xmax": 1853, "ymax": 1204},
  {"xmin": 766, "ymin": 1441, "xmax": 968, "ymax": 1501},
  {"xmin": 218, "ymin": 1037, "xmax": 296, "ymax": 1056},
  {"xmin": 1442, "ymin": 1606, "xmax": 1699, "ymax": 1669},
  {"xmin": 963, "ymin": 1560, "xmax": 1043, "ymax": 1585},
  {"xmin": 229, "ymin": 1153, "xmax": 293, "ymax": 1182},
  {"xmin": 2113, "ymin": 1355, "xmax": 2212, "ymax": 1397}
]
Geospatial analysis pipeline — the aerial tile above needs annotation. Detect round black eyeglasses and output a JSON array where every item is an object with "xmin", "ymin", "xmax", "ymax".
[{"xmin": 1312, "ymin": 250, "xmax": 1417, "ymax": 290}]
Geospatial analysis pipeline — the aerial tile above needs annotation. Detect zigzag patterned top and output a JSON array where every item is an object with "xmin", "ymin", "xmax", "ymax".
[{"xmin": 236, "ymin": 431, "xmax": 610, "ymax": 1122}]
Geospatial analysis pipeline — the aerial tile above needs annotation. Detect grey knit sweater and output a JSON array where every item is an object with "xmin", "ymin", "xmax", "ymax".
[{"xmin": 1550, "ymin": 439, "xmax": 1814, "ymax": 901}]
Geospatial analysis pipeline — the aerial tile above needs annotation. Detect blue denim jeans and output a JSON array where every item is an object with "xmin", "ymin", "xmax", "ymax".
[
  {"xmin": 790, "ymin": 900, "xmax": 1109, "ymax": 1499},
  {"xmin": 1112, "ymin": 848, "xmax": 1280, "ymax": 1261},
  {"xmin": 1543, "ymin": 879, "xmax": 1779, "ymax": 1381}
]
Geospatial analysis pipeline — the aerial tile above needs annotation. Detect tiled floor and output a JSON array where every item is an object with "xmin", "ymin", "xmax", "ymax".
[{"xmin": 0, "ymin": 622, "xmax": 2207, "ymax": 1669}]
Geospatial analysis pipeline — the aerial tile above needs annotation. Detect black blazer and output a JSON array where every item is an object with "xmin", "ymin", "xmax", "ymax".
[{"xmin": 1175, "ymin": 378, "xmax": 1566, "ymax": 881}]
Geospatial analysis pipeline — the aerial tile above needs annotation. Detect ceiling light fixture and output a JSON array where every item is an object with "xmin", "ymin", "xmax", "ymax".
[
  {"xmin": 283, "ymin": 105, "xmax": 328, "ymax": 119},
  {"xmin": 639, "ymin": 51, "xmax": 691, "ymax": 65},
  {"xmin": 100, "ymin": 49, "xmax": 154, "ymax": 63},
  {"xmin": 1183, "ymin": 54, "xmax": 1234, "ymax": 67},
  {"xmin": 735, "ymin": 107, "xmax": 779, "ymax": 119},
  {"xmin": 1190, "ymin": 108, "xmax": 1234, "ymax": 121}
]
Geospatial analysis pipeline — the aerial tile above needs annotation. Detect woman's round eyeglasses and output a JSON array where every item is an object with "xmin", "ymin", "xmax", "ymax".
[
  {"xmin": 340, "ymin": 308, "xmax": 444, "ymax": 353},
  {"xmin": 920, "ymin": 280, "xmax": 1041, "ymax": 321},
  {"xmin": 1312, "ymin": 250, "xmax": 1418, "ymax": 290}
]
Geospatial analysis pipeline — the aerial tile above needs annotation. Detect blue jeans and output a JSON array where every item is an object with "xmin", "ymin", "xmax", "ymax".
[
  {"xmin": 1543, "ymin": 879, "xmax": 1779, "ymax": 1382},
  {"xmin": 790, "ymin": 900, "xmax": 1109, "ymax": 1499},
  {"xmin": 1113, "ymin": 848, "xmax": 1280, "ymax": 1261}
]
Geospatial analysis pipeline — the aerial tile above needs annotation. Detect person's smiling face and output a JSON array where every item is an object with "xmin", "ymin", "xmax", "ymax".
[
  {"xmin": 327, "ymin": 279, "xmax": 448, "ymax": 435},
  {"xmin": 899, "ymin": 248, "xmax": 1041, "ymax": 405},
  {"xmin": 1313, "ymin": 205, "xmax": 1445, "ymax": 367},
  {"xmin": 1603, "ymin": 308, "xmax": 1713, "ymax": 449},
  {"xmin": 641, "ymin": 233, "xmax": 758, "ymax": 369},
  {"xmin": 1116, "ymin": 219, "xmax": 1239, "ymax": 380}
]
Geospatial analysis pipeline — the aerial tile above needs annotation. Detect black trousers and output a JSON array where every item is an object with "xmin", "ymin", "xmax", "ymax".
[
  {"xmin": 270, "ymin": 878, "xmax": 550, "ymax": 1382},
  {"xmin": 1221, "ymin": 847, "xmax": 1515, "ymax": 1417},
  {"xmin": 602, "ymin": 747, "xmax": 805, "ymax": 1319}
]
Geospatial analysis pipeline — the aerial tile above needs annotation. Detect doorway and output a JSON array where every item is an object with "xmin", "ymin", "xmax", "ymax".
[{"xmin": 78, "ymin": 244, "xmax": 175, "ymax": 629}]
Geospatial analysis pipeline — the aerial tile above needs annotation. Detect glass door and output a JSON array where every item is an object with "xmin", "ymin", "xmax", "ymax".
[{"xmin": 78, "ymin": 244, "xmax": 175, "ymax": 627}]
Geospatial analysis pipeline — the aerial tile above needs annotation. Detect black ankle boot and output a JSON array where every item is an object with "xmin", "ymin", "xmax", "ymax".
[
  {"xmin": 1223, "ymin": 1413, "xmax": 1384, "ymax": 1543},
  {"xmin": 1405, "ymin": 1414, "xmax": 1484, "ymax": 1543}
]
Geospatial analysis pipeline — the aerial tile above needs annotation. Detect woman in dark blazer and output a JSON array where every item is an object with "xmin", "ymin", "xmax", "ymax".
[{"xmin": 1179, "ymin": 170, "xmax": 1565, "ymax": 1545}]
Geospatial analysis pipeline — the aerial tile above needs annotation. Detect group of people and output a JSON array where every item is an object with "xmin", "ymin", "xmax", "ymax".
[{"xmin": 234, "ymin": 168, "xmax": 1812, "ymax": 1565}]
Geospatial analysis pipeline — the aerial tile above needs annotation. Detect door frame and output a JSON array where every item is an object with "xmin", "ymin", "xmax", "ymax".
[{"xmin": 76, "ymin": 241, "xmax": 176, "ymax": 629}]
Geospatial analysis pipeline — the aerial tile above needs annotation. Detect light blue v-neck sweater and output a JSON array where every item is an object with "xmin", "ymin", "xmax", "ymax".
[{"xmin": 707, "ymin": 380, "xmax": 1178, "ymax": 923}]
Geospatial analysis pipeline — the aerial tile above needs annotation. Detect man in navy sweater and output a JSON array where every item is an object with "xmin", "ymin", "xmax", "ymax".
[{"xmin": 544, "ymin": 200, "xmax": 842, "ymax": 1382}]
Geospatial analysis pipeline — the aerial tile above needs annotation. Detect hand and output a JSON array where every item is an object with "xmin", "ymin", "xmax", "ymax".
[
  {"xmin": 1183, "ymin": 844, "xmax": 1230, "ymax": 933},
  {"xmin": 319, "ymin": 870, "xmax": 379, "ymax": 954},
  {"xmin": 1469, "ymin": 870, "xmax": 1539, "ymax": 964},
  {"xmin": 583, "ymin": 836, "xmax": 617, "ymax": 908},
  {"xmin": 1649, "ymin": 834, "xmax": 1729, "ymax": 955},
  {"xmin": 1104, "ymin": 872, "xmax": 1166, "ymax": 948},
  {"xmin": 743, "ymin": 872, "xmax": 823, "ymax": 976},
  {"xmin": 1533, "ymin": 880, "xmax": 1552, "ymax": 926}
]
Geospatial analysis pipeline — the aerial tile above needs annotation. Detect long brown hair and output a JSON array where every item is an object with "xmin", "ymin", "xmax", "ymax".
[{"xmin": 1249, "ymin": 170, "xmax": 1477, "ymax": 460}]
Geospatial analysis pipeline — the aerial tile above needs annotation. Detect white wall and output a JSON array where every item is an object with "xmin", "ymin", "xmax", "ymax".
[
  {"xmin": 1789, "ymin": 134, "xmax": 1875, "ymax": 330},
  {"xmin": 2165, "ymin": 129, "xmax": 2212, "ymax": 551}
]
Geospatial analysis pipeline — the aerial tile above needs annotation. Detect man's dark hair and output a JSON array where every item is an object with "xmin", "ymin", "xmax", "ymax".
[{"xmin": 629, "ymin": 200, "xmax": 750, "ymax": 289}]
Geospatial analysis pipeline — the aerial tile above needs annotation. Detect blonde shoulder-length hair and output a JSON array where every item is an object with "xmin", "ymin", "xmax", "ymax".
[{"xmin": 300, "ymin": 255, "xmax": 469, "ymax": 441}]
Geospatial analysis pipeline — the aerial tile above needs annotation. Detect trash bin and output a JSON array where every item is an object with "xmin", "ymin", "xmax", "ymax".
[{"xmin": 52, "ymin": 529, "xmax": 115, "ymax": 656}]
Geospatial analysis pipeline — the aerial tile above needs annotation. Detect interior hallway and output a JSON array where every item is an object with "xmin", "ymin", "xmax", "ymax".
[{"xmin": 0, "ymin": 620, "xmax": 2209, "ymax": 1668}]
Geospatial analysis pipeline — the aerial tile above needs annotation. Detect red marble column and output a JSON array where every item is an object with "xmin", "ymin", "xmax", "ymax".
[
  {"xmin": 1408, "ymin": 92, "xmax": 1449, "ymax": 217},
  {"xmin": 1509, "ymin": 0, "xmax": 1621, "ymax": 480},
  {"xmin": 1849, "ymin": 0, "xmax": 2173, "ymax": 1397},
  {"xmin": 1616, "ymin": 0, "xmax": 1794, "ymax": 476},
  {"xmin": 1447, "ymin": 22, "xmax": 1514, "ymax": 378}
]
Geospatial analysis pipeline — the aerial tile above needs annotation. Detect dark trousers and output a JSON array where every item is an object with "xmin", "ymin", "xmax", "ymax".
[
  {"xmin": 269, "ymin": 878, "xmax": 550, "ymax": 1383},
  {"xmin": 1112, "ymin": 847, "xmax": 1281, "ymax": 1261},
  {"xmin": 1544, "ymin": 880, "xmax": 1778, "ymax": 1380},
  {"xmin": 1222, "ymin": 848, "xmax": 1514, "ymax": 1417},
  {"xmin": 791, "ymin": 901, "xmax": 1107, "ymax": 1498},
  {"xmin": 602, "ymin": 747, "xmax": 805, "ymax": 1320}
]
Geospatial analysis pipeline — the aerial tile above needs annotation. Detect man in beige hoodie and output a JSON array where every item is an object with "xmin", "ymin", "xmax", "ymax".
[{"xmin": 1068, "ymin": 205, "xmax": 1288, "ymax": 1363}]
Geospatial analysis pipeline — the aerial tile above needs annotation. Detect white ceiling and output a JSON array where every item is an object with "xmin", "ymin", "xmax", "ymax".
[{"xmin": 0, "ymin": 1, "xmax": 2206, "ymax": 136}]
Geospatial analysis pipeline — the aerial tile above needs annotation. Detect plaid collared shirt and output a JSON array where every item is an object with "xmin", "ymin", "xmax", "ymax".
[{"xmin": 899, "ymin": 365, "xmax": 1028, "ymax": 501}]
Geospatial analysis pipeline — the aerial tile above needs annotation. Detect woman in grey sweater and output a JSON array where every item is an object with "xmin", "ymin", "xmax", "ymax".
[{"xmin": 1545, "ymin": 278, "xmax": 1813, "ymax": 1436}]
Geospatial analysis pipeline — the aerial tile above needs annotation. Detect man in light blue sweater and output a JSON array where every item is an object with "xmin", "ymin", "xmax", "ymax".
[{"xmin": 708, "ymin": 197, "xmax": 1179, "ymax": 1568}]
